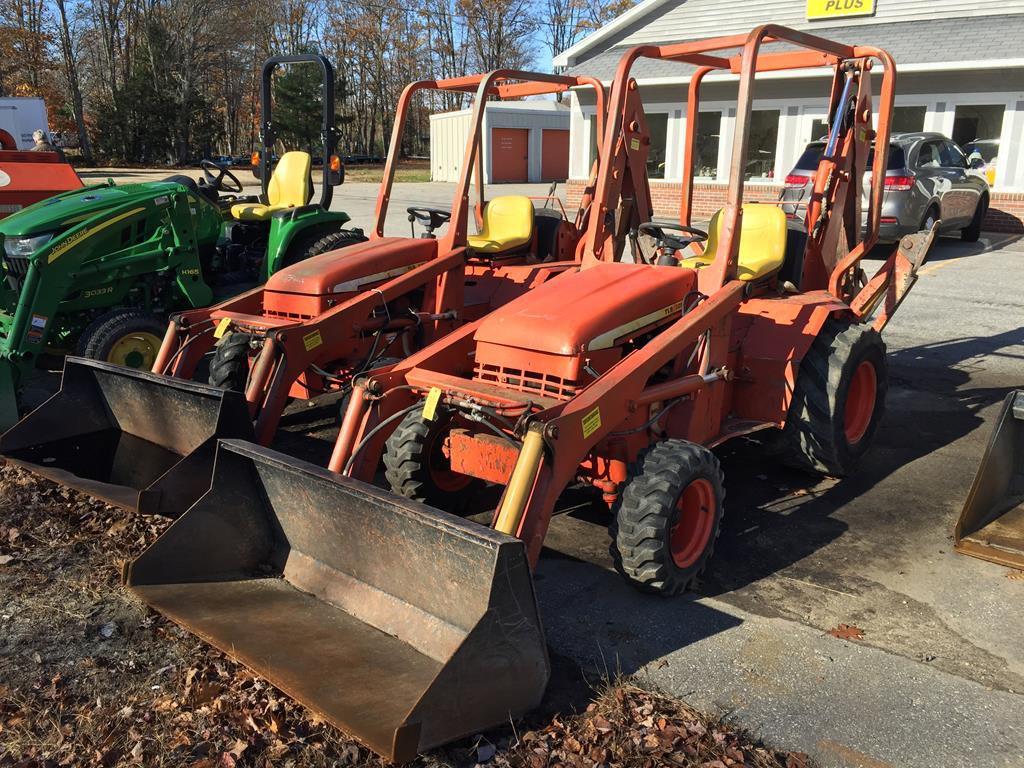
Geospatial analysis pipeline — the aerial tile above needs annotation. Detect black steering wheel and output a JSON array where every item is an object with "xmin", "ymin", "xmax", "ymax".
[
  {"xmin": 637, "ymin": 222, "xmax": 709, "ymax": 265},
  {"xmin": 200, "ymin": 159, "xmax": 243, "ymax": 194},
  {"xmin": 407, "ymin": 207, "xmax": 452, "ymax": 237}
]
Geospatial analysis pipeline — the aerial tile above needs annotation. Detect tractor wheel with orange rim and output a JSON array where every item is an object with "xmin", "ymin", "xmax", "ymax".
[
  {"xmin": 384, "ymin": 408, "xmax": 483, "ymax": 512},
  {"xmin": 775, "ymin": 317, "xmax": 887, "ymax": 476},
  {"xmin": 78, "ymin": 309, "xmax": 168, "ymax": 371},
  {"xmin": 610, "ymin": 440, "xmax": 725, "ymax": 595}
]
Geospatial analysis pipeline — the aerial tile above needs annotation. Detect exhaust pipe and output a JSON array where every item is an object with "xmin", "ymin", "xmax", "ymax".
[
  {"xmin": 955, "ymin": 390, "xmax": 1024, "ymax": 569},
  {"xmin": 0, "ymin": 357, "xmax": 253, "ymax": 517},
  {"xmin": 125, "ymin": 440, "xmax": 549, "ymax": 762}
]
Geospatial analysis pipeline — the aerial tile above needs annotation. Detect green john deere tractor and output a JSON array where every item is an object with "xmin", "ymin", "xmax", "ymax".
[{"xmin": 0, "ymin": 54, "xmax": 364, "ymax": 428}]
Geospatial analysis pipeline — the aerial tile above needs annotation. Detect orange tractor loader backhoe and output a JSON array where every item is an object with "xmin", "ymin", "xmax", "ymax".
[
  {"xmin": 124, "ymin": 27, "xmax": 935, "ymax": 762},
  {"xmin": 2, "ymin": 70, "xmax": 605, "ymax": 520}
]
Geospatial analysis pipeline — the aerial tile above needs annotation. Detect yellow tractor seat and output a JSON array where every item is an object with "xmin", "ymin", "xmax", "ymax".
[
  {"xmin": 466, "ymin": 196, "xmax": 535, "ymax": 254},
  {"xmin": 230, "ymin": 151, "xmax": 312, "ymax": 221},
  {"xmin": 679, "ymin": 204, "xmax": 787, "ymax": 281}
]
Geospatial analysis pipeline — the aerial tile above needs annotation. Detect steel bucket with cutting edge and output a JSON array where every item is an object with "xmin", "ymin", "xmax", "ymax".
[
  {"xmin": 955, "ymin": 390, "xmax": 1024, "ymax": 569},
  {"xmin": 124, "ymin": 439, "xmax": 550, "ymax": 763},
  {"xmin": 0, "ymin": 357, "xmax": 253, "ymax": 517}
]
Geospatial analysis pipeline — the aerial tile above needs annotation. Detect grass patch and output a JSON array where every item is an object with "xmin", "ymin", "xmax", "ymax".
[{"xmin": 344, "ymin": 159, "xmax": 430, "ymax": 184}]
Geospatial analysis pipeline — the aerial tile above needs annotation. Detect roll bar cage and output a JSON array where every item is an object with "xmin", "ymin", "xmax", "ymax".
[
  {"xmin": 258, "ymin": 54, "xmax": 340, "ymax": 210},
  {"xmin": 583, "ymin": 24, "xmax": 896, "ymax": 298},
  {"xmin": 373, "ymin": 71, "xmax": 607, "ymax": 251}
]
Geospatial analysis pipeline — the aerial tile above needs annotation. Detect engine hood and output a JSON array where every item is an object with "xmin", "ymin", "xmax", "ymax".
[
  {"xmin": 0, "ymin": 179, "xmax": 196, "ymax": 238},
  {"xmin": 265, "ymin": 237, "xmax": 438, "ymax": 297},
  {"xmin": 474, "ymin": 262, "xmax": 698, "ymax": 355}
]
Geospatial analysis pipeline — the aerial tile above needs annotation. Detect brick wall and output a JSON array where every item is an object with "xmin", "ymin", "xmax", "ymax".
[{"xmin": 566, "ymin": 180, "xmax": 1024, "ymax": 234}]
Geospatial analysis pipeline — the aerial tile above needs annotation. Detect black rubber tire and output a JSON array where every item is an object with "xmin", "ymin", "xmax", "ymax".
[
  {"xmin": 383, "ymin": 408, "xmax": 482, "ymax": 512},
  {"xmin": 960, "ymin": 195, "xmax": 987, "ymax": 242},
  {"xmin": 282, "ymin": 227, "xmax": 366, "ymax": 268},
  {"xmin": 774, "ymin": 318, "xmax": 888, "ymax": 477},
  {"xmin": 77, "ymin": 309, "xmax": 167, "ymax": 370},
  {"xmin": 207, "ymin": 332, "xmax": 252, "ymax": 392},
  {"xmin": 609, "ymin": 440, "xmax": 725, "ymax": 596}
]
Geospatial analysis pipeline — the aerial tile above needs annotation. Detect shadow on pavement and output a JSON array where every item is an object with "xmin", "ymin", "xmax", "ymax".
[{"xmin": 703, "ymin": 327, "xmax": 1022, "ymax": 595}]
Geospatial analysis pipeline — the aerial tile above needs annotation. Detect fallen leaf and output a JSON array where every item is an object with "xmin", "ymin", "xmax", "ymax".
[
  {"xmin": 827, "ymin": 623, "xmax": 865, "ymax": 640},
  {"xmin": 0, "ymin": 555, "xmax": 13, "ymax": 565}
]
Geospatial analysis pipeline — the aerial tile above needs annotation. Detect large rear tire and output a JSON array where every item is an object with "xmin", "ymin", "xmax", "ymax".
[
  {"xmin": 207, "ymin": 332, "xmax": 252, "ymax": 392},
  {"xmin": 610, "ymin": 440, "xmax": 725, "ymax": 595},
  {"xmin": 384, "ymin": 409, "xmax": 481, "ymax": 512},
  {"xmin": 77, "ymin": 309, "xmax": 167, "ymax": 371},
  {"xmin": 774, "ymin": 317, "xmax": 887, "ymax": 476},
  {"xmin": 282, "ymin": 228, "xmax": 367, "ymax": 268}
]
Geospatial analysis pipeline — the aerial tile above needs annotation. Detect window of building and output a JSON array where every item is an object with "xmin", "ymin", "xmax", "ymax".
[
  {"xmin": 892, "ymin": 106, "xmax": 926, "ymax": 134},
  {"xmin": 953, "ymin": 104, "xmax": 1004, "ymax": 148},
  {"xmin": 588, "ymin": 115, "xmax": 599, "ymax": 165},
  {"xmin": 809, "ymin": 118, "xmax": 828, "ymax": 142},
  {"xmin": 646, "ymin": 113, "xmax": 668, "ymax": 179},
  {"xmin": 694, "ymin": 111, "xmax": 721, "ymax": 178},
  {"xmin": 746, "ymin": 109, "xmax": 780, "ymax": 180}
]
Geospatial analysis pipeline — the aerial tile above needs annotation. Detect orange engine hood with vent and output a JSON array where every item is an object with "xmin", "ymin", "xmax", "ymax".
[
  {"xmin": 263, "ymin": 237, "xmax": 438, "ymax": 318},
  {"xmin": 473, "ymin": 262, "xmax": 698, "ymax": 356}
]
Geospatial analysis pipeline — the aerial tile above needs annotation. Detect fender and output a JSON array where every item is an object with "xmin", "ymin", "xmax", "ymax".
[
  {"xmin": 263, "ymin": 206, "xmax": 353, "ymax": 278},
  {"xmin": 730, "ymin": 291, "xmax": 853, "ymax": 425}
]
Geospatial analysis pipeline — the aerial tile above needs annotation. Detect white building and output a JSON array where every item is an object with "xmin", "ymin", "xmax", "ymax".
[
  {"xmin": 429, "ymin": 101, "xmax": 571, "ymax": 184},
  {"xmin": 555, "ymin": 0, "xmax": 1024, "ymax": 231}
]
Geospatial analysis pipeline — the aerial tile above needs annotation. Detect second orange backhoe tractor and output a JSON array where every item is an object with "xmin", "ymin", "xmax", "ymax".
[{"xmin": 0, "ymin": 69, "xmax": 606, "ymax": 514}]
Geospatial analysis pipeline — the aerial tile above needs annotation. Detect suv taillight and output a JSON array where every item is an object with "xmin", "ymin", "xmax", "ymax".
[
  {"xmin": 883, "ymin": 175, "xmax": 915, "ymax": 191},
  {"xmin": 784, "ymin": 173, "xmax": 811, "ymax": 187}
]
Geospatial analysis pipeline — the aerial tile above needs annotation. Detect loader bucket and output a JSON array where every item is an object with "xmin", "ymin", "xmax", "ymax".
[
  {"xmin": 955, "ymin": 391, "xmax": 1024, "ymax": 570},
  {"xmin": 125, "ymin": 440, "xmax": 550, "ymax": 763},
  {"xmin": 0, "ymin": 357, "xmax": 253, "ymax": 517}
]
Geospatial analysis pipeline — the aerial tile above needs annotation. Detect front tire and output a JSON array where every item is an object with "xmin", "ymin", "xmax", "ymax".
[
  {"xmin": 383, "ymin": 408, "xmax": 481, "ymax": 511},
  {"xmin": 610, "ymin": 440, "xmax": 725, "ymax": 595},
  {"xmin": 207, "ymin": 332, "xmax": 252, "ymax": 392},
  {"xmin": 774, "ymin": 318, "xmax": 887, "ymax": 476},
  {"xmin": 960, "ymin": 195, "xmax": 987, "ymax": 242},
  {"xmin": 77, "ymin": 309, "xmax": 167, "ymax": 370}
]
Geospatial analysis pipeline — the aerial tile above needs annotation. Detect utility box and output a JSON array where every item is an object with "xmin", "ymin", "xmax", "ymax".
[
  {"xmin": 430, "ymin": 101, "xmax": 571, "ymax": 184},
  {"xmin": 0, "ymin": 99, "xmax": 51, "ymax": 149}
]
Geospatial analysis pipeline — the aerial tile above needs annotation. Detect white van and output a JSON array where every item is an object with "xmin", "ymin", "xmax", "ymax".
[{"xmin": 0, "ymin": 98, "xmax": 50, "ymax": 150}]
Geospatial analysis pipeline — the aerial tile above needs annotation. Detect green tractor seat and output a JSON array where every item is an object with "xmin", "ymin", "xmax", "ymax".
[{"xmin": 231, "ymin": 151, "xmax": 312, "ymax": 221}]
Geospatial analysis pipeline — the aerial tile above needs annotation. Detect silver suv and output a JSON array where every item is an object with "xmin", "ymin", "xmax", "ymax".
[{"xmin": 781, "ymin": 132, "xmax": 990, "ymax": 242}]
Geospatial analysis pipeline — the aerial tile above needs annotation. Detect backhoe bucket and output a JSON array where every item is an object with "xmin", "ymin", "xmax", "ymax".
[
  {"xmin": 955, "ymin": 391, "xmax": 1024, "ymax": 569},
  {"xmin": 0, "ymin": 357, "xmax": 253, "ymax": 517},
  {"xmin": 124, "ymin": 440, "xmax": 549, "ymax": 763}
]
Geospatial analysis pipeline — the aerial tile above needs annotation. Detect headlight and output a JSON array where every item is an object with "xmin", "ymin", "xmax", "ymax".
[{"xmin": 3, "ymin": 233, "xmax": 54, "ymax": 258}]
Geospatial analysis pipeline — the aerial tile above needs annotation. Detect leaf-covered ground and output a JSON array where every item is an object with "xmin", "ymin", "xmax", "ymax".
[{"xmin": 0, "ymin": 465, "xmax": 810, "ymax": 767}]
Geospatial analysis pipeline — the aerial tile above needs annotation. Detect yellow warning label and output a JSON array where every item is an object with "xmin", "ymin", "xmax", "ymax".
[
  {"xmin": 630, "ymin": 138, "xmax": 640, "ymax": 151},
  {"xmin": 582, "ymin": 406, "xmax": 602, "ymax": 439},
  {"xmin": 213, "ymin": 317, "xmax": 232, "ymax": 339},
  {"xmin": 302, "ymin": 330, "xmax": 323, "ymax": 352},
  {"xmin": 422, "ymin": 387, "xmax": 442, "ymax": 421}
]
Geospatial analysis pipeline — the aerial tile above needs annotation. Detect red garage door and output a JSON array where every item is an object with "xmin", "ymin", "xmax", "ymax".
[
  {"xmin": 491, "ymin": 128, "xmax": 529, "ymax": 182},
  {"xmin": 541, "ymin": 129, "xmax": 570, "ymax": 181}
]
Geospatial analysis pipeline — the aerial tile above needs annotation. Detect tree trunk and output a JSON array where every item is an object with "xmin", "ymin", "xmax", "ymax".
[{"xmin": 54, "ymin": 0, "xmax": 93, "ymax": 163}]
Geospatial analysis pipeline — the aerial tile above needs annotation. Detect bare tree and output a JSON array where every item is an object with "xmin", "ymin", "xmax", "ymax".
[{"xmin": 53, "ymin": 0, "xmax": 92, "ymax": 161}]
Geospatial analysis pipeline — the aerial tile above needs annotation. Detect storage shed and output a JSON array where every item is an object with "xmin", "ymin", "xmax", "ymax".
[{"xmin": 429, "ymin": 101, "xmax": 571, "ymax": 184}]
